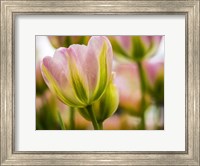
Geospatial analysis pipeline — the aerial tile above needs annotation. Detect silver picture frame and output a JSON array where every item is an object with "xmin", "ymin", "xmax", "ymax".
[{"xmin": 0, "ymin": 0, "xmax": 199, "ymax": 165}]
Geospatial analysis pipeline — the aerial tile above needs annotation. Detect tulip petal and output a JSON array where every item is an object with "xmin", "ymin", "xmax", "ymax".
[
  {"xmin": 108, "ymin": 37, "xmax": 130, "ymax": 59},
  {"xmin": 109, "ymin": 36, "xmax": 131, "ymax": 59},
  {"xmin": 69, "ymin": 36, "xmax": 113, "ymax": 102},
  {"xmin": 41, "ymin": 63, "xmax": 81, "ymax": 107},
  {"xmin": 41, "ymin": 49, "xmax": 85, "ymax": 107},
  {"xmin": 142, "ymin": 36, "xmax": 163, "ymax": 58},
  {"xmin": 66, "ymin": 46, "xmax": 89, "ymax": 104},
  {"xmin": 68, "ymin": 43, "xmax": 98, "ymax": 99},
  {"xmin": 95, "ymin": 73, "xmax": 119, "ymax": 122},
  {"xmin": 79, "ymin": 73, "xmax": 119, "ymax": 123},
  {"xmin": 93, "ymin": 42, "xmax": 108, "ymax": 99},
  {"xmin": 116, "ymin": 36, "xmax": 131, "ymax": 51},
  {"xmin": 87, "ymin": 36, "xmax": 113, "ymax": 101},
  {"xmin": 144, "ymin": 61, "xmax": 164, "ymax": 87}
]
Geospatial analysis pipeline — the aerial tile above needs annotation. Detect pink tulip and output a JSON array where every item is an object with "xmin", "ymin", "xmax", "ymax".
[
  {"xmin": 115, "ymin": 63, "xmax": 150, "ymax": 116},
  {"xmin": 103, "ymin": 115, "xmax": 121, "ymax": 130},
  {"xmin": 41, "ymin": 36, "xmax": 113, "ymax": 107},
  {"xmin": 144, "ymin": 61, "xmax": 164, "ymax": 87},
  {"xmin": 143, "ymin": 60, "xmax": 164, "ymax": 105},
  {"xmin": 110, "ymin": 36, "xmax": 162, "ymax": 61}
]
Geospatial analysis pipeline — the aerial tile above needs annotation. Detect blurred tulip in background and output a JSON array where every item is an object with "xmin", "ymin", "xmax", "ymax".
[
  {"xmin": 144, "ymin": 61, "xmax": 164, "ymax": 106},
  {"xmin": 48, "ymin": 36, "xmax": 90, "ymax": 48},
  {"xmin": 110, "ymin": 36, "xmax": 162, "ymax": 62},
  {"xmin": 114, "ymin": 63, "xmax": 151, "ymax": 116}
]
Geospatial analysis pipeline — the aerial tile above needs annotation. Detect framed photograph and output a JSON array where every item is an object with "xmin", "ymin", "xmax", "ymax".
[
  {"xmin": 1, "ymin": 0, "xmax": 199, "ymax": 165},
  {"xmin": 36, "ymin": 35, "xmax": 164, "ymax": 131}
]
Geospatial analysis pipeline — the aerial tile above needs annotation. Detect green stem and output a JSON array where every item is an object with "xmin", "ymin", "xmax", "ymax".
[
  {"xmin": 137, "ymin": 61, "xmax": 146, "ymax": 93},
  {"xmin": 98, "ymin": 121, "xmax": 103, "ymax": 130},
  {"xmin": 57, "ymin": 111, "xmax": 66, "ymax": 130},
  {"xmin": 69, "ymin": 107, "xmax": 75, "ymax": 130},
  {"xmin": 137, "ymin": 61, "xmax": 147, "ymax": 130},
  {"xmin": 86, "ymin": 105, "xmax": 100, "ymax": 130},
  {"xmin": 140, "ymin": 110, "xmax": 145, "ymax": 130}
]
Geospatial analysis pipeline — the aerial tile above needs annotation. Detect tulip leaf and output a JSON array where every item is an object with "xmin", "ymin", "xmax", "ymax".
[{"xmin": 145, "ymin": 39, "xmax": 158, "ymax": 59}]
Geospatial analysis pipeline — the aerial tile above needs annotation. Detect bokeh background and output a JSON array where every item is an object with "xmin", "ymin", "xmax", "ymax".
[{"xmin": 36, "ymin": 36, "xmax": 164, "ymax": 130}]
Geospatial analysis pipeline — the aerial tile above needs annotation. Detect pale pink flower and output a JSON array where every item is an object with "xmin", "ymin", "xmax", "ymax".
[
  {"xmin": 110, "ymin": 36, "xmax": 162, "ymax": 61},
  {"xmin": 41, "ymin": 36, "xmax": 113, "ymax": 107},
  {"xmin": 115, "ymin": 63, "xmax": 150, "ymax": 116},
  {"xmin": 144, "ymin": 60, "xmax": 164, "ymax": 105}
]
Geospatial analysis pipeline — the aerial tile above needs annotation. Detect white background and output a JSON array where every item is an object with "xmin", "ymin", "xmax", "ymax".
[{"xmin": 15, "ymin": 15, "xmax": 185, "ymax": 151}]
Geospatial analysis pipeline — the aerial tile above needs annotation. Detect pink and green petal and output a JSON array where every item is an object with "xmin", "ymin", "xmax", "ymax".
[
  {"xmin": 41, "ymin": 62, "xmax": 84, "ymax": 107},
  {"xmin": 41, "ymin": 51, "xmax": 85, "ymax": 107},
  {"xmin": 66, "ymin": 47, "xmax": 89, "ymax": 104},
  {"xmin": 90, "ymin": 37, "xmax": 113, "ymax": 101},
  {"xmin": 41, "ymin": 36, "xmax": 113, "ymax": 108}
]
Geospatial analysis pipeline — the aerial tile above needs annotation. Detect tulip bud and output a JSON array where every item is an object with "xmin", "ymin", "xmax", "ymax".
[
  {"xmin": 48, "ymin": 36, "xmax": 90, "ymax": 48},
  {"xmin": 110, "ymin": 36, "xmax": 162, "ymax": 62},
  {"xmin": 41, "ymin": 36, "xmax": 113, "ymax": 108},
  {"xmin": 78, "ymin": 73, "xmax": 119, "ymax": 123}
]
